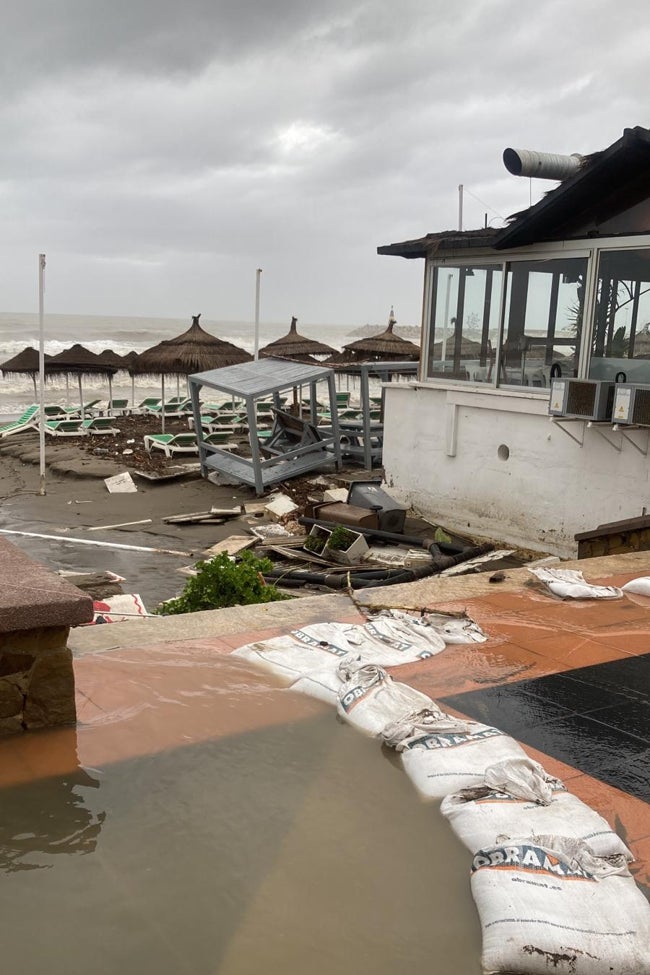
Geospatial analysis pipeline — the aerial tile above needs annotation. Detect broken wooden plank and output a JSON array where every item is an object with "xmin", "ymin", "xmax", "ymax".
[
  {"xmin": 202, "ymin": 536, "xmax": 257, "ymax": 558},
  {"xmin": 209, "ymin": 506, "xmax": 245, "ymax": 518},
  {"xmin": 87, "ymin": 519, "xmax": 153, "ymax": 532},
  {"xmin": 163, "ymin": 511, "xmax": 227, "ymax": 525}
]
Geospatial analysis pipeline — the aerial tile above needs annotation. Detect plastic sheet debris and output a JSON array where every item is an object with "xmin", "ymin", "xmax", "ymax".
[
  {"xmin": 87, "ymin": 593, "xmax": 148, "ymax": 624},
  {"xmin": 440, "ymin": 549, "xmax": 515, "ymax": 577},
  {"xmin": 249, "ymin": 524, "xmax": 293, "ymax": 540},
  {"xmin": 471, "ymin": 835, "xmax": 650, "ymax": 975},
  {"xmin": 440, "ymin": 758, "xmax": 632, "ymax": 860},
  {"xmin": 423, "ymin": 612, "xmax": 488, "ymax": 645},
  {"xmin": 384, "ymin": 709, "xmax": 526, "ymax": 799},
  {"xmin": 529, "ymin": 567, "xmax": 623, "ymax": 599},
  {"xmin": 336, "ymin": 663, "xmax": 439, "ymax": 737}
]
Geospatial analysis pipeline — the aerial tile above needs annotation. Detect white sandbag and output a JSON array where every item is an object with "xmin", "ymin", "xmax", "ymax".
[
  {"xmin": 529, "ymin": 567, "xmax": 622, "ymax": 600},
  {"xmin": 336, "ymin": 663, "xmax": 439, "ymax": 737},
  {"xmin": 382, "ymin": 707, "xmax": 471, "ymax": 748},
  {"xmin": 391, "ymin": 714, "xmax": 526, "ymax": 799},
  {"xmin": 290, "ymin": 667, "xmax": 344, "ymax": 706},
  {"xmin": 361, "ymin": 611, "xmax": 447, "ymax": 659},
  {"xmin": 231, "ymin": 629, "xmax": 355, "ymax": 682},
  {"xmin": 373, "ymin": 608, "xmax": 487, "ymax": 647},
  {"xmin": 471, "ymin": 835, "xmax": 650, "ymax": 975},
  {"xmin": 441, "ymin": 758, "xmax": 632, "ymax": 860},
  {"xmin": 622, "ymin": 576, "xmax": 650, "ymax": 596}
]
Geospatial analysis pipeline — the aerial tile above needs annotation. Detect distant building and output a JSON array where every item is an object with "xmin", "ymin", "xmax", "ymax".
[{"xmin": 378, "ymin": 126, "xmax": 650, "ymax": 554}]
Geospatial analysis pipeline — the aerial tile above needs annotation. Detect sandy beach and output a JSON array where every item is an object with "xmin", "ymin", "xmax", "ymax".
[{"xmin": 0, "ymin": 432, "xmax": 265, "ymax": 610}]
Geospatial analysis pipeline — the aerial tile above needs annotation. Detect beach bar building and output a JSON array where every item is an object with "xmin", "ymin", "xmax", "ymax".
[{"xmin": 378, "ymin": 125, "xmax": 650, "ymax": 555}]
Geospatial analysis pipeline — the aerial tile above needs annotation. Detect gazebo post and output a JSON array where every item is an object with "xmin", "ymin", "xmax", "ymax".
[{"xmin": 161, "ymin": 374, "xmax": 166, "ymax": 434}]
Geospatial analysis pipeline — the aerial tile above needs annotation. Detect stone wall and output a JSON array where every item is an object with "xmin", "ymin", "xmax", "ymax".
[{"xmin": 0, "ymin": 539, "xmax": 93, "ymax": 735}]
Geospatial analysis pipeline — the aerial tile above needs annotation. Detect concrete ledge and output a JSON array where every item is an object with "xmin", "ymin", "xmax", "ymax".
[
  {"xmin": 356, "ymin": 550, "xmax": 650, "ymax": 611},
  {"xmin": 69, "ymin": 592, "xmax": 359, "ymax": 654},
  {"xmin": 0, "ymin": 538, "xmax": 93, "ymax": 631}
]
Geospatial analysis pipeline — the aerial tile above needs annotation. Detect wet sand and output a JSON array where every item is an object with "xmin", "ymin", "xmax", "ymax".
[{"xmin": 0, "ymin": 447, "xmax": 263, "ymax": 609}]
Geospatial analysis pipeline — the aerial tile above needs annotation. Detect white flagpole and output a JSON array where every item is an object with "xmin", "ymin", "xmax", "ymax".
[{"xmin": 38, "ymin": 254, "xmax": 46, "ymax": 496}]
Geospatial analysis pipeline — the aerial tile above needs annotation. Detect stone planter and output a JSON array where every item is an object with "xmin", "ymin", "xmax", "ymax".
[
  {"xmin": 325, "ymin": 529, "xmax": 369, "ymax": 565},
  {"xmin": 303, "ymin": 525, "xmax": 331, "ymax": 557}
]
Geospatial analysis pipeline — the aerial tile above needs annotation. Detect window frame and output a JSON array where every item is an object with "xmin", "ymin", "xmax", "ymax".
[{"xmin": 421, "ymin": 235, "xmax": 650, "ymax": 393}]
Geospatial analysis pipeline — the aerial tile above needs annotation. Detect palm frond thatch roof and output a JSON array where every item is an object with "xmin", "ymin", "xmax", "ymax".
[
  {"xmin": 259, "ymin": 316, "xmax": 336, "ymax": 359},
  {"xmin": 342, "ymin": 308, "xmax": 420, "ymax": 361},
  {"xmin": 97, "ymin": 349, "xmax": 127, "ymax": 369},
  {"xmin": 1, "ymin": 346, "xmax": 50, "ymax": 375},
  {"xmin": 131, "ymin": 314, "xmax": 252, "ymax": 377},
  {"xmin": 45, "ymin": 344, "xmax": 118, "ymax": 376},
  {"xmin": 429, "ymin": 336, "xmax": 485, "ymax": 359}
]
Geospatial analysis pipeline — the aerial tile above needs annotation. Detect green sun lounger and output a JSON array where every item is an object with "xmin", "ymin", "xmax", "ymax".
[
  {"xmin": 143, "ymin": 433, "xmax": 199, "ymax": 457},
  {"xmin": 81, "ymin": 417, "xmax": 120, "ymax": 434},
  {"xmin": 0, "ymin": 405, "xmax": 40, "ymax": 439},
  {"xmin": 44, "ymin": 419, "xmax": 87, "ymax": 437}
]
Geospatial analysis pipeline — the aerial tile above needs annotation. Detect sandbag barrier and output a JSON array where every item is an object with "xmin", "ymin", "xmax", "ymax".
[{"xmin": 230, "ymin": 610, "xmax": 650, "ymax": 974}]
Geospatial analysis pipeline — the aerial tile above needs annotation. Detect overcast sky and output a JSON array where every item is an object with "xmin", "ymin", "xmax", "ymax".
[{"xmin": 1, "ymin": 0, "xmax": 649, "ymax": 327}]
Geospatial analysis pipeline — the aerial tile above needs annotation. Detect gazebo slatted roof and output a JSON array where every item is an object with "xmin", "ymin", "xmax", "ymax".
[{"xmin": 190, "ymin": 357, "xmax": 335, "ymax": 398}]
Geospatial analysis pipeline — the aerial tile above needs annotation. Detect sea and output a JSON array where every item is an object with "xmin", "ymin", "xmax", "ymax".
[{"xmin": 0, "ymin": 312, "xmax": 363, "ymax": 417}]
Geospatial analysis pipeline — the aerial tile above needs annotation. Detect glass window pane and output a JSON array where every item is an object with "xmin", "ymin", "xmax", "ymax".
[
  {"xmin": 426, "ymin": 265, "xmax": 502, "ymax": 383},
  {"xmin": 589, "ymin": 248, "xmax": 650, "ymax": 383},
  {"xmin": 500, "ymin": 257, "xmax": 587, "ymax": 388}
]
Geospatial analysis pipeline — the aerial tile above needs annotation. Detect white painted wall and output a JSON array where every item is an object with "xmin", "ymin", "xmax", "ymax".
[{"xmin": 382, "ymin": 383, "xmax": 650, "ymax": 556}]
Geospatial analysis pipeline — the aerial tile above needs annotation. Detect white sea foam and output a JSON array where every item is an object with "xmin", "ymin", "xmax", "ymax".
[{"xmin": 0, "ymin": 312, "xmax": 362, "ymax": 415}]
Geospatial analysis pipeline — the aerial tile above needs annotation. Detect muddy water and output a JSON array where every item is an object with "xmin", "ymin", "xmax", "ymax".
[{"xmin": 0, "ymin": 655, "xmax": 482, "ymax": 975}]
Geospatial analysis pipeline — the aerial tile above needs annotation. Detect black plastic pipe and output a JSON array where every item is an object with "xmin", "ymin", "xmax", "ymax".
[
  {"xmin": 265, "ymin": 541, "xmax": 493, "ymax": 591},
  {"xmin": 298, "ymin": 516, "xmax": 468, "ymax": 554}
]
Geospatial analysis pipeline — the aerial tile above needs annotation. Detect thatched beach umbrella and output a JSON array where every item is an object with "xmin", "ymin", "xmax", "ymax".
[
  {"xmin": 122, "ymin": 351, "xmax": 140, "ymax": 406},
  {"xmin": 46, "ymin": 344, "xmax": 117, "ymax": 417},
  {"xmin": 131, "ymin": 315, "xmax": 252, "ymax": 430},
  {"xmin": 1, "ymin": 346, "xmax": 51, "ymax": 399},
  {"xmin": 259, "ymin": 316, "xmax": 336, "ymax": 361},
  {"xmin": 97, "ymin": 349, "xmax": 127, "ymax": 370},
  {"xmin": 342, "ymin": 308, "xmax": 420, "ymax": 362}
]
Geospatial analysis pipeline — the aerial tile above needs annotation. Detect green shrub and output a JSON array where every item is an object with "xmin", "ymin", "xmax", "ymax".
[{"xmin": 156, "ymin": 551, "xmax": 290, "ymax": 615}]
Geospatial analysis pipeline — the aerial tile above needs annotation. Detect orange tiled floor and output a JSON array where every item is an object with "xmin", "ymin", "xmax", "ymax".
[{"xmin": 0, "ymin": 581, "xmax": 647, "ymax": 896}]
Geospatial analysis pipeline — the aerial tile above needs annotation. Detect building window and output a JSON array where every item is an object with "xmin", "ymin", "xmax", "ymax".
[
  {"xmin": 588, "ymin": 248, "xmax": 650, "ymax": 383},
  {"xmin": 499, "ymin": 257, "xmax": 587, "ymax": 388},
  {"xmin": 426, "ymin": 265, "xmax": 503, "ymax": 383}
]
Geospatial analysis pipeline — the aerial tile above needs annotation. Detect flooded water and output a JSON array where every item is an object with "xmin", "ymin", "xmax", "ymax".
[{"xmin": 0, "ymin": 653, "xmax": 482, "ymax": 974}]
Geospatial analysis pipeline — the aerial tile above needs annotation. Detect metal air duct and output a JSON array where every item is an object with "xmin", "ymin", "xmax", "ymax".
[{"xmin": 503, "ymin": 148, "xmax": 583, "ymax": 180}]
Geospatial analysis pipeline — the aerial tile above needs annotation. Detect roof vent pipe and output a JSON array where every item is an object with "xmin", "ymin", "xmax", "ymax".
[{"xmin": 503, "ymin": 148, "xmax": 583, "ymax": 181}]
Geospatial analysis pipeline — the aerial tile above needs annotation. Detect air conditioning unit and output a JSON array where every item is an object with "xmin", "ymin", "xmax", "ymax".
[
  {"xmin": 612, "ymin": 383, "xmax": 650, "ymax": 426},
  {"xmin": 549, "ymin": 379, "xmax": 616, "ymax": 421}
]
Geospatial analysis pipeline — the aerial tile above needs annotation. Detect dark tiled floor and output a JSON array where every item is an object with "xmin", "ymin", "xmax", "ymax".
[{"xmin": 441, "ymin": 653, "xmax": 650, "ymax": 803}]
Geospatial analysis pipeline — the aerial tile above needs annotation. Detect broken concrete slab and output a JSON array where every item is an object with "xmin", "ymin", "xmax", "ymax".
[
  {"xmin": 264, "ymin": 494, "xmax": 299, "ymax": 522},
  {"xmin": 104, "ymin": 471, "xmax": 137, "ymax": 493}
]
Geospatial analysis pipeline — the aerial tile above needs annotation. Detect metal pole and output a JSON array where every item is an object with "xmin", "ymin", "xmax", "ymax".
[
  {"xmin": 442, "ymin": 273, "xmax": 452, "ymax": 362},
  {"xmin": 458, "ymin": 184, "xmax": 463, "ymax": 231},
  {"xmin": 38, "ymin": 254, "xmax": 46, "ymax": 496},
  {"xmin": 254, "ymin": 268, "xmax": 262, "ymax": 360}
]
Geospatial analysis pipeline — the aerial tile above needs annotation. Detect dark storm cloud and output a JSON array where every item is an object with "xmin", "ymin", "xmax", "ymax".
[
  {"xmin": 0, "ymin": 0, "xmax": 649, "ymax": 322},
  {"xmin": 1, "ymin": 0, "xmax": 355, "ymax": 81}
]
